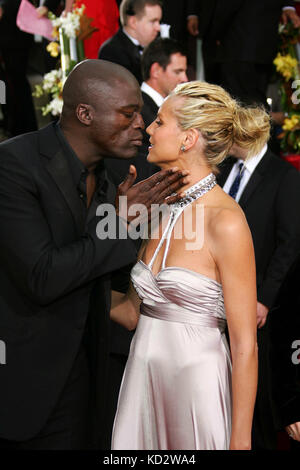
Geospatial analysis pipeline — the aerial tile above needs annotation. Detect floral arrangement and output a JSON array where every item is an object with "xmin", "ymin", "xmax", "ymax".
[
  {"xmin": 274, "ymin": 22, "xmax": 300, "ymax": 153},
  {"xmin": 33, "ymin": 3, "xmax": 97, "ymax": 116}
]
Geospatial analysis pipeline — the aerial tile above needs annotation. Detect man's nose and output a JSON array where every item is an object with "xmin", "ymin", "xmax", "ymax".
[
  {"xmin": 154, "ymin": 22, "xmax": 161, "ymax": 32},
  {"xmin": 134, "ymin": 112, "xmax": 145, "ymax": 129},
  {"xmin": 181, "ymin": 71, "xmax": 188, "ymax": 83}
]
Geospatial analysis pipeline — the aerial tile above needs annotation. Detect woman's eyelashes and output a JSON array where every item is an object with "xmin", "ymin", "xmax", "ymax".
[{"xmin": 155, "ymin": 119, "xmax": 162, "ymax": 126}]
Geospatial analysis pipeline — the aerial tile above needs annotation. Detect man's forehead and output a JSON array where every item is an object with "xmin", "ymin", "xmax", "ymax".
[
  {"xmin": 106, "ymin": 82, "xmax": 142, "ymax": 107},
  {"xmin": 141, "ymin": 4, "xmax": 162, "ymax": 19}
]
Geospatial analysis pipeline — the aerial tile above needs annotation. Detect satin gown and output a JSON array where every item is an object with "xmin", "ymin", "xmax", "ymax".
[{"xmin": 111, "ymin": 177, "xmax": 232, "ymax": 450}]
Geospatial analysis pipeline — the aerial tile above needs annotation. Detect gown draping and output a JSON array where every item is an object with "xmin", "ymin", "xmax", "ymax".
[{"xmin": 112, "ymin": 178, "xmax": 232, "ymax": 450}]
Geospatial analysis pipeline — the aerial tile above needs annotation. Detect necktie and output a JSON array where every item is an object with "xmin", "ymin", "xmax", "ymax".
[{"xmin": 228, "ymin": 163, "xmax": 245, "ymax": 199}]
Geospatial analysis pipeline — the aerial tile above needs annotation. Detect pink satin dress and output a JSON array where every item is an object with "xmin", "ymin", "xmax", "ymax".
[{"xmin": 111, "ymin": 176, "xmax": 232, "ymax": 450}]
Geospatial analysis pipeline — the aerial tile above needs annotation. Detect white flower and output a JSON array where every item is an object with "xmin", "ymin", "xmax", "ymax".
[
  {"xmin": 48, "ymin": 96, "xmax": 63, "ymax": 116},
  {"xmin": 42, "ymin": 69, "xmax": 63, "ymax": 92}
]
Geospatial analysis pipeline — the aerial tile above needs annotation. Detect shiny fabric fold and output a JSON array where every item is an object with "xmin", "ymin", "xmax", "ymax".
[{"xmin": 111, "ymin": 261, "xmax": 232, "ymax": 450}]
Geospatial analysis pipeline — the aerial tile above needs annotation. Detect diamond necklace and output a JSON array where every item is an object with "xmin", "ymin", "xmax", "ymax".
[{"xmin": 175, "ymin": 172, "xmax": 217, "ymax": 208}]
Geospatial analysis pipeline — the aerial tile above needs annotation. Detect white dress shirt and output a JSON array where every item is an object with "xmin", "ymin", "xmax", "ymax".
[
  {"xmin": 223, "ymin": 144, "xmax": 268, "ymax": 202},
  {"xmin": 141, "ymin": 82, "xmax": 165, "ymax": 108}
]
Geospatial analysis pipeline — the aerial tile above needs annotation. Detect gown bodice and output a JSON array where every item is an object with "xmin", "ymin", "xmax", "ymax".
[{"xmin": 130, "ymin": 173, "xmax": 226, "ymax": 330}]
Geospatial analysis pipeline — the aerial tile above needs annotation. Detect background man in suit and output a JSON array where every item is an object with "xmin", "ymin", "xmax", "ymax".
[
  {"xmin": 186, "ymin": 0, "xmax": 300, "ymax": 106},
  {"xmin": 98, "ymin": 0, "xmax": 162, "ymax": 84},
  {"xmin": 218, "ymin": 142, "xmax": 300, "ymax": 449},
  {"xmin": 0, "ymin": 59, "xmax": 188, "ymax": 449}
]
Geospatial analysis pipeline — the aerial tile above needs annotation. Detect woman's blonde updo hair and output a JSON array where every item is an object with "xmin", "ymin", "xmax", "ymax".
[{"xmin": 170, "ymin": 81, "xmax": 270, "ymax": 171}]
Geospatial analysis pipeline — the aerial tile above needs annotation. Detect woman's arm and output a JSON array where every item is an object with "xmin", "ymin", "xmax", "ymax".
[
  {"xmin": 110, "ymin": 282, "xmax": 141, "ymax": 331},
  {"xmin": 110, "ymin": 241, "xmax": 147, "ymax": 330},
  {"xmin": 211, "ymin": 207, "xmax": 258, "ymax": 450}
]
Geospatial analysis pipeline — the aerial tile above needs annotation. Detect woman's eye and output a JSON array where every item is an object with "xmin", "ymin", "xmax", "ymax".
[{"xmin": 155, "ymin": 119, "xmax": 162, "ymax": 126}]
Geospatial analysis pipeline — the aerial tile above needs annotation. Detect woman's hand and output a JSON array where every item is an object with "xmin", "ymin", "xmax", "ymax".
[
  {"xmin": 36, "ymin": 6, "xmax": 48, "ymax": 18},
  {"xmin": 286, "ymin": 422, "xmax": 300, "ymax": 442}
]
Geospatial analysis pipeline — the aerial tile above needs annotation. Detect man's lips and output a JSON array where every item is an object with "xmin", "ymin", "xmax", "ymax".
[{"xmin": 131, "ymin": 139, "xmax": 143, "ymax": 146}]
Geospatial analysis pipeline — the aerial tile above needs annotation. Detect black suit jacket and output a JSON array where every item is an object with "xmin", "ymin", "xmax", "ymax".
[
  {"xmin": 218, "ymin": 149, "xmax": 300, "ymax": 308},
  {"xmin": 187, "ymin": 0, "xmax": 294, "ymax": 65},
  {"xmin": 269, "ymin": 252, "xmax": 300, "ymax": 429},
  {"xmin": 0, "ymin": 123, "xmax": 137, "ymax": 442},
  {"xmin": 98, "ymin": 29, "xmax": 143, "ymax": 84}
]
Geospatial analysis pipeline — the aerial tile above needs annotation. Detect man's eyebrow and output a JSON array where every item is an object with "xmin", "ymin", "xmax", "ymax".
[{"xmin": 119, "ymin": 104, "xmax": 141, "ymax": 110}]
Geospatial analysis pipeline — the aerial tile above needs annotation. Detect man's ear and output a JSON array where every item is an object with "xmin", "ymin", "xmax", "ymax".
[
  {"xmin": 127, "ymin": 15, "xmax": 137, "ymax": 31},
  {"xmin": 76, "ymin": 103, "xmax": 93, "ymax": 126},
  {"xmin": 150, "ymin": 62, "xmax": 163, "ymax": 80},
  {"xmin": 182, "ymin": 128, "xmax": 200, "ymax": 151}
]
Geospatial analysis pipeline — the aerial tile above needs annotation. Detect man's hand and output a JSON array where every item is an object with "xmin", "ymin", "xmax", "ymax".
[
  {"xmin": 115, "ymin": 165, "xmax": 189, "ymax": 223},
  {"xmin": 36, "ymin": 6, "xmax": 49, "ymax": 18},
  {"xmin": 187, "ymin": 16, "xmax": 199, "ymax": 36},
  {"xmin": 0, "ymin": 6, "xmax": 3, "ymax": 20},
  {"xmin": 281, "ymin": 8, "xmax": 300, "ymax": 28},
  {"xmin": 286, "ymin": 422, "xmax": 300, "ymax": 442},
  {"xmin": 257, "ymin": 301, "xmax": 269, "ymax": 328}
]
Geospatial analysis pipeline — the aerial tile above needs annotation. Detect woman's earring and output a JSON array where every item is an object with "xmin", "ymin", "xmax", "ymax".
[{"xmin": 180, "ymin": 145, "xmax": 186, "ymax": 152}]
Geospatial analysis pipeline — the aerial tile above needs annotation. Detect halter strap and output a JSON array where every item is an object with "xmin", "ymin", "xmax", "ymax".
[{"xmin": 148, "ymin": 173, "xmax": 217, "ymax": 270}]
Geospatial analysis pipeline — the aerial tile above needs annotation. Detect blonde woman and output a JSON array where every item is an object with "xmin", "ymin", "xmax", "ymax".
[{"xmin": 110, "ymin": 81, "xmax": 270, "ymax": 450}]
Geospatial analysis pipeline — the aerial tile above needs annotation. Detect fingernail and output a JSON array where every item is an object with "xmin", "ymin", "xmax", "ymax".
[{"xmin": 171, "ymin": 167, "xmax": 179, "ymax": 172}]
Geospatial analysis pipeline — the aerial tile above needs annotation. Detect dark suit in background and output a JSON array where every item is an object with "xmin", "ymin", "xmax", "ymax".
[
  {"xmin": 0, "ymin": 0, "xmax": 37, "ymax": 136},
  {"xmin": 162, "ymin": 0, "xmax": 187, "ymax": 42},
  {"xmin": 187, "ymin": 0, "xmax": 294, "ymax": 105},
  {"xmin": 218, "ymin": 148, "xmax": 300, "ymax": 448},
  {"xmin": 269, "ymin": 252, "xmax": 300, "ymax": 450},
  {"xmin": 98, "ymin": 29, "xmax": 143, "ymax": 84},
  {"xmin": 0, "ymin": 123, "xmax": 137, "ymax": 448}
]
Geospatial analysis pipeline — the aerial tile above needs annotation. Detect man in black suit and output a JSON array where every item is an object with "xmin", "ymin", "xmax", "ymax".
[
  {"xmin": 218, "ymin": 143, "xmax": 300, "ymax": 449},
  {"xmin": 269, "ymin": 251, "xmax": 300, "ymax": 449},
  {"xmin": 98, "ymin": 0, "xmax": 162, "ymax": 84},
  {"xmin": 187, "ymin": 0, "xmax": 300, "ymax": 106},
  {"xmin": 0, "ymin": 59, "xmax": 188, "ymax": 449}
]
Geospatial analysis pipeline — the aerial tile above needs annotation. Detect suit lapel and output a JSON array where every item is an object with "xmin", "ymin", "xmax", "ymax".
[
  {"xmin": 39, "ymin": 124, "xmax": 86, "ymax": 234},
  {"xmin": 238, "ymin": 149, "xmax": 272, "ymax": 209},
  {"xmin": 217, "ymin": 156, "xmax": 235, "ymax": 187}
]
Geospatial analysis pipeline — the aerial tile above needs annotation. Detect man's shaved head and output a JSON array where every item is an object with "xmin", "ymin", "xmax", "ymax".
[
  {"xmin": 61, "ymin": 59, "xmax": 139, "ymax": 119},
  {"xmin": 59, "ymin": 59, "xmax": 144, "ymax": 161}
]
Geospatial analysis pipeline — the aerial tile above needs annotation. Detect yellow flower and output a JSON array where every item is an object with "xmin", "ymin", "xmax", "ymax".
[
  {"xmin": 274, "ymin": 53, "xmax": 298, "ymax": 81},
  {"xmin": 282, "ymin": 115, "xmax": 300, "ymax": 131},
  {"xmin": 51, "ymin": 27, "xmax": 59, "ymax": 39},
  {"xmin": 46, "ymin": 41, "xmax": 60, "ymax": 58}
]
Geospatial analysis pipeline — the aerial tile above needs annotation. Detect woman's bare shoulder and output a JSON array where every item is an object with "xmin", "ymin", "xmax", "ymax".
[{"xmin": 205, "ymin": 186, "xmax": 251, "ymax": 244}]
